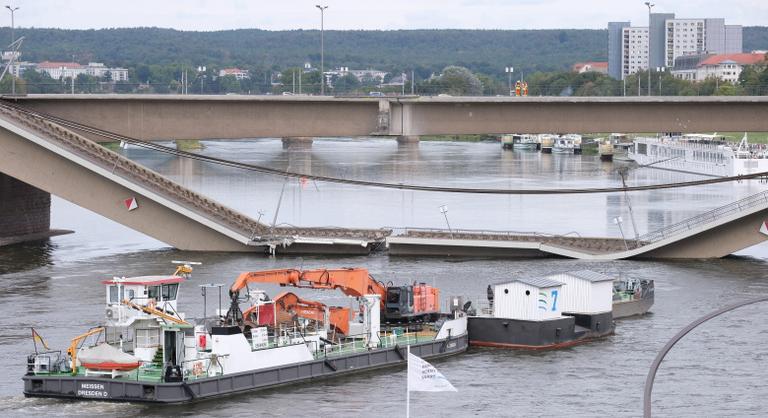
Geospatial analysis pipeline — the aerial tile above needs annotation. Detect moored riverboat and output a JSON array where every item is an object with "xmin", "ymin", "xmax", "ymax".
[
  {"xmin": 467, "ymin": 270, "xmax": 614, "ymax": 349},
  {"xmin": 23, "ymin": 264, "xmax": 468, "ymax": 404},
  {"xmin": 612, "ymin": 278, "xmax": 654, "ymax": 319}
]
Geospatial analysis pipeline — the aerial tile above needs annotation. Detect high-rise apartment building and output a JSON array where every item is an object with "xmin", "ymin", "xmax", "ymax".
[
  {"xmin": 621, "ymin": 27, "xmax": 649, "ymax": 79},
  {"xmin": 607, "ymin": 13, "xmax": 742, "ymax": 80},
  {"xmin": 608, "ymin": 21, "xmax": 630, "ymax": 80}
]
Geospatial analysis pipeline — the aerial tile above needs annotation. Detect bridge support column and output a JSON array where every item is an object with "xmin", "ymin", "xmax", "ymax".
[
  {"xmin": 281, "ymin": 136, "xmax": 314, "ymax": 149},
  {"xmin": 0, "ymin": 172, "xmax": 65, "ymax": 246},
  {"xmin": 396, "ymin": 135, "xmax": 420, "ymax": 144}
]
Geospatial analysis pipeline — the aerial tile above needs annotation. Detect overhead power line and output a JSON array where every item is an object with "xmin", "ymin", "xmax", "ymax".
[{"xmin": 4, "ymin": 100, "xmax": 768, "ymax": 195}]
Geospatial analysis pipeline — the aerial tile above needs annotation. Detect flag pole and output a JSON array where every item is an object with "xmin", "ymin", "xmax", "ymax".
[{"xmin": 406, "ymin": 345, "xmax": 411, "ymax": 418}]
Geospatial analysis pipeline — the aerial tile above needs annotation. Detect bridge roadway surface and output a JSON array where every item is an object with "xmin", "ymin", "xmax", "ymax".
[
  {"xmin": 0, "ymin": 103, "xmax": 389, "ymax": 254},
  {"xmin": 4, "ymin": 95, "xmax": 768, "ymax": 140}
]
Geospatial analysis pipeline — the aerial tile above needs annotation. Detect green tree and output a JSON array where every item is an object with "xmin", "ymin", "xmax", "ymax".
[
  {"xmin": 436, "ymin": 66, "xmax": 483, "ymax": 96},
  {"xmin": 333, "ymin": 74, "xmax": 361, "ymax": 93}
]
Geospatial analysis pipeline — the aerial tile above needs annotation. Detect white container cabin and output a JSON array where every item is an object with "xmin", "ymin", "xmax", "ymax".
[
  {"xmin": 492, "ymin": 277, "xmax": 564, "ymax": 321},
  {"xmin": 545, "ymin": 270, "xmax": 613, "ymax": 314}
]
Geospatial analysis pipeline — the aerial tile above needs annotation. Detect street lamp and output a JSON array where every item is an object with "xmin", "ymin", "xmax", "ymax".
[
  {"xmin": 439, "ymin": 205, "xmax": 453, "ymax": 238},
  {"xmin": 197, "ymin": 66, "xmax": 206, "ymax": 94},
  {"xmin": 505, "ymin": 67, "xmax": 514, "ymax": 96},
  {"xmin": 645, "ymin": 2, "xmax": 654, "ymax": 97},
  {"xmin": 5, "ymin": 5, "xmax": 19, "ymax": 95},
  {"xmin": 656, "ymin": 66, "xmax": 665, "ymax": 95},
  {"xmin": 316, "ymin": 5, "xmax": 328, "ymax": 95},
  {"xmin": 613, "ymin": 216, "xmax": 629, "ymax": 250}
]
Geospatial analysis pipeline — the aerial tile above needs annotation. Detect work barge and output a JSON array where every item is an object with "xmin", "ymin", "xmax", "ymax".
[{"xmin": 23, "ymin": 265, "xmax": 468, "ymax": 403}]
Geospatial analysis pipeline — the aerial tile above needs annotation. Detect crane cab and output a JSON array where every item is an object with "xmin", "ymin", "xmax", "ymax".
[{"xmin": 103, "ymin": 276, "xmax": 185, "ymax": 326}]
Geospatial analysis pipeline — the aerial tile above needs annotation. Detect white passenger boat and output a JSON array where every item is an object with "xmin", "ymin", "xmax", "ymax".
[
  {"xmin": 501, "ymin": 134, "xmax": 538, "ymax": 150},
  {"xmin": 629, "ymin": 133, "xmax": 768, "ymax": 177},
  {"xmin": 553, "ymin": 136, "xmax": 577, "ymax": 154}
]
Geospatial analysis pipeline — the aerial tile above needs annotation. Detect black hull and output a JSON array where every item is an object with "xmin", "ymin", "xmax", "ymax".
[
  {"xmin": 468, "ymin": 312, "xmax": 613, "ymax": 349},
  {"xmin": 23, "ymin": 334, "xmax": 468, "ymax": 404}
]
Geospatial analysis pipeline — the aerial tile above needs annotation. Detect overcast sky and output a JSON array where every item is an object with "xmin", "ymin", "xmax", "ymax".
[{"xmin": 9, "ymin": 1, "xmax": 768, "ymax": 31}]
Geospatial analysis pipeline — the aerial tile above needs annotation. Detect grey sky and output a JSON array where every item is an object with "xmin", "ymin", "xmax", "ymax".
[{"xmin": 9, "ymin": 1, "xmax": 768, "ymax": 31}]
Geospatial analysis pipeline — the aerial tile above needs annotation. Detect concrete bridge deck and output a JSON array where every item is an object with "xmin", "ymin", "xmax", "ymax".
[
  {"xmin": 0, "ymin": 103, "xmax": 388, "ymax": 254},
  {"xmin": 387, "ymin": 190, "xmax": 768, "ymax": 259}
]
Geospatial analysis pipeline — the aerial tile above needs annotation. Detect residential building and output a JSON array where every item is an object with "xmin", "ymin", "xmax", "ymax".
[
  {"xmin": 671, "ymin": 52, "xmax": 765, "ymax": 83},
  {"xmin": 572, "ymin": 62, "xmax": 608, "ymax": 74},
  {"xmin": 85, "ymin": 62, "xmax": 129, "ymax": 81},
  {"xmin": 609, "ymin": 12, "xmax": 743, "ymax": 79},
  {"xmin": 607, "ymin": 21, "xmax": 630, "ymax": 79},
  {"xmin": 36, "ymin": 61, "xmax": 86, "ymax": 79},
  {"xmin": 621, "ymin": 27, "xmax": 649, "ymax": 79},
  {"xmin": 349, "ymin": 69, "xmax": 388, "ymax": 83},
  {"xmin": 219, "ymin": 68, "xmax": 250, "ymax": 80}
]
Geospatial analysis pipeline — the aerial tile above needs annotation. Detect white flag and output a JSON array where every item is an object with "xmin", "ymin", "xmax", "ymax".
[{"xmin": 407, "ymin": 352, "xmax": 457, "ymax": 392}]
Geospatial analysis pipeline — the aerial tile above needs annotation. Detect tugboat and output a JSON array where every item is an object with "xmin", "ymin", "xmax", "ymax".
[
  {"xmin": 612, "ymin": 278, "xmax": 655, "ymax": 319},
  {"xmin": 23, "ymin": 264, "xmax": 468, "ymax": 403},
  {"xmin": 467, "ymin": 270, "xmax": 614, "ymax": 349}
]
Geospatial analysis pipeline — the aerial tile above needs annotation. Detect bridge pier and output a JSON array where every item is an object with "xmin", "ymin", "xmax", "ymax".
[
  {"xmin": 281, "ymin": 137, "xmax": 314, "ymax": 149},
  {"xmin": 396, "ymin": 135, "xmax": 420, "ymax": 144},
  {"xmin": 0, "ymin": 172, "xmax": 69, "ymax": 246}
]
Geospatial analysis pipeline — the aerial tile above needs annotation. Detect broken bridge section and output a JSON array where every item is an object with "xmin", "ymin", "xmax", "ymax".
[{"xmin": 0, "ymin": 104, "xmax": 389, "ymax": 254}]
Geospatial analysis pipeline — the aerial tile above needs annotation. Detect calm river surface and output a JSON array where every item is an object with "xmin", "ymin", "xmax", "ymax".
[{"xmin": 2, "ymin": 138, "xmax": 768, "ymax": 417}]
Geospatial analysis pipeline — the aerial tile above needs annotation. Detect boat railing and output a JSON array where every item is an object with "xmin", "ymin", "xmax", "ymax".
[{"xmin": 636, "ymin": 190, "xmax": 768, "ymax": 244}]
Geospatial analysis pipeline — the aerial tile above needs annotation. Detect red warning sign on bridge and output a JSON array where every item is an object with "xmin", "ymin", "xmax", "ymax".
[
  {"xmin": 124, "ymin": 197, "xmax": 139, "ymax": 211},
  {"xmin": 760, "ymin": 220, "xmax": 768, "ymax": 236}
]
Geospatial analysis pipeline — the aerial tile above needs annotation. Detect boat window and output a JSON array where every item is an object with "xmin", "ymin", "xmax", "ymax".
[
  {"xmin": 147, "ymin": 285, "xmax": 160, "ymax": 301},
  {"xmin": 126, "ymin": 289, "xmax": 135, "ymax": 300},
  {"xmin": 386, "ymin": 288, "xmax": 401, "ymax": 304},
  {"xmin": 162, "ymin": 284, "xmax": 179, "ymax": 301},
  {"xmin": 136, "ymin": 328, "xmax": 160, "ymax": 348},
  {"xmin": 108, "ymin": 285, "xmax": 118, "ymax": 304}
]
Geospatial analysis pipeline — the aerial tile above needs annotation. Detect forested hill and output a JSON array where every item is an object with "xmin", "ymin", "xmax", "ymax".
[{"xmin": 4, "ymin": 26, "xmax": 768, "ymax": 75}]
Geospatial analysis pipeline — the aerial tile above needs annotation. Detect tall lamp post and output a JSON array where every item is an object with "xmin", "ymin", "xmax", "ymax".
[
  {"xmin": 5, "ymin": 5, "xmax": 19, "ymax": 95},
  {"xmin": 644, "ymin": 2, "xmax": 654, "ymax": 97},
  {"xmin": 505, "ymin": 67, "xmax": 513, "ymax": 96},
  {"xmin": 315, "ymin": 5, "xmax": 328, "ymax": 95}
]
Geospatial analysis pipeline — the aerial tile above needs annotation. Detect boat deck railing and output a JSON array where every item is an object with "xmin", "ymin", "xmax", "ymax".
[{"xmin": 636, "ymin": 190, "xmax": 768, "ymax": 245}]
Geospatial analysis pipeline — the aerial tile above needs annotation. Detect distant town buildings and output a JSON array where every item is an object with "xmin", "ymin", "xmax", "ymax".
[
  {"xmin": 219, "ymin": 68, "xmax": 250, "ymax": 80},
  {"xmin": 608, "ymin": 12, "xmax": 743, "ymax": 81},
  {"xmin": 35, "ymin": 61, "xmax": 128, "ymax": 81},
  {"xmin": 671, "ymin": 52, "xmax": 767, "ymax": 83},
  {"xmin": 572, "ymin": 62, "xmax": 608, "ymax": 74}
]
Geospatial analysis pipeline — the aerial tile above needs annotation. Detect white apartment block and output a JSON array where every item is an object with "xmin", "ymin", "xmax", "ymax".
[
  {"xmin": 37, "ymin": 61, "xmax": 128, "ymax": 81},
  {"xmin": 665, "ymin": 19, "xmax": 705, "ymax": 67},
  {"xmin": 621, "ymin": 27, "xmax": 648, "ymax": 79},
  {"xmin": 219, "ymin": 68, "xmax": 250, "ymax": 80},
  {"xmin": 86, "ymin": 62, "xmax": 129, "ymax": 81}
]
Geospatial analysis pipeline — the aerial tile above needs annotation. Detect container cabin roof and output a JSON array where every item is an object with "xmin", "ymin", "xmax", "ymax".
[
  {"xmin": 498, "ymin": 276, "xmax": 564, "ymax": 289},
  {"xmin": 554, "ymin": 270, "xmax": 615, "ymax": 283}
]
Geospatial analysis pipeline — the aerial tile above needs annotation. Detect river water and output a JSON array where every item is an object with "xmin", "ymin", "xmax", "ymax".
[{"xmin": 2, "ymin": 138, "xmax": 768, "ymax": 417}]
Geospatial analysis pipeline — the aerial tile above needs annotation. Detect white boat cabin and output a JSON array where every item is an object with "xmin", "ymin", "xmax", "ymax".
[
  {"xmin": 545, "ymin": 270, "xmax": 613, "ymax": 314},
  {"xmin": 491, "ymin": 277, "xmax": 564, "ymax": 321}
]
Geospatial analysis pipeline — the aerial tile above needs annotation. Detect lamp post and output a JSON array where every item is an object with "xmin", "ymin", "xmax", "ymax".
[
  {"xmin": 505, "ymin": 67, "xmax": 513, "ymax": 96},
  {"xmin": 197, "ymin": 66, "xmax": 206, "ymax": 94},
  {"xmin": 439, "ymin": 205, "xmax": 453, "ymax": 238},
  {"xmin": 656, "ymin": 66, "xmax": 665, "ymax": 95},
  {"xmin": 613, "ymin": 216, "xmax": 629, "ymax": 250},
  {"xmin": 316, "ymin": 5, "xmax": 328, "ymax": 95},
  {"xmin": 644, "ymin": 2, "xmax": 654, "ymax": 97},
  {"xmin": 5, "ymin": 5, "xmax": 19, "ymax": 95}
]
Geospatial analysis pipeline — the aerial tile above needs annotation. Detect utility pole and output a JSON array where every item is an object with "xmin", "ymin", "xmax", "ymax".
[
  {"xmin": 411, "ymin": 69, "xmax": 415, "ymax": 95},
  {"xmin": 645, "ymin": 2, "xmax": 654, "ymax": 97},
  {"xmin": 5, "ymin": 5, "xmax": 19, "ymax": 95},
  {"xmin": 316, "ymin": 5, "xmax": 328, "ymax": 95}
]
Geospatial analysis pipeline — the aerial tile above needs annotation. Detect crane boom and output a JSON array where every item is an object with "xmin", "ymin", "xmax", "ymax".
[{"xmin": 231, "ymin": 268, "xmax": 386, "ymax": 299}]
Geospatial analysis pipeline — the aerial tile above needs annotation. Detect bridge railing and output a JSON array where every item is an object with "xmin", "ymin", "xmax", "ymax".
[{"xmin": 636, "ymin": 190, "xmax": 768, "ymax": 244}]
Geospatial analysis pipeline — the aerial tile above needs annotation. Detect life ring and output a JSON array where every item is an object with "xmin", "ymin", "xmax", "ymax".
[
  {"xmin": 192, "ymin": 361, "xmax": 204, "ymax": 376},
  {"xmin": 147, "ymin": 299, "xmax": 157, "ymax": 309}
]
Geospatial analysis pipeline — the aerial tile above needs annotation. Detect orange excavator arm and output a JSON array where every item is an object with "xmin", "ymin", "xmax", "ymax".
[
  {"xmin": 243, "ymin": 291, "xmax": 351, "ymax": 335},
  {"xmin": 232, "ymin": 267, "xmax": 386, "ymax": 299}
]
